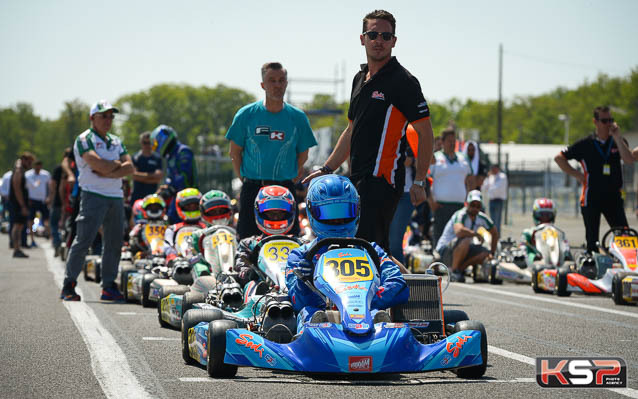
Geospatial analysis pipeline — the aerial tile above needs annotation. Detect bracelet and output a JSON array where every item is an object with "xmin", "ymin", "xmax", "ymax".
[{"xmin": 320, "ymin": 165, "xmax": 334, "ymax": 174}]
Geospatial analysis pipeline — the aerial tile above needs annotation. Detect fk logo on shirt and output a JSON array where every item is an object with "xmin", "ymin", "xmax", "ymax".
[
  {"xmin": 270, "ymin": 131, "xmax": 285, "ymax": 141},
  {"xmin": 371, "ymin": 91, "xmax": 385, "ymax": 101}
]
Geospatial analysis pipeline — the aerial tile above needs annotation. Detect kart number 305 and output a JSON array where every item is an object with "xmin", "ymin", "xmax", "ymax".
[{"xmin": 323, "ymin": 256, "xmax": 373, "ymax": 283}]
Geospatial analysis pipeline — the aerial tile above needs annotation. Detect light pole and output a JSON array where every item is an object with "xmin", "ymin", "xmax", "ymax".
[{"xmin": 558, "ymin": 114, "xmax": 570, "ymax": 145}]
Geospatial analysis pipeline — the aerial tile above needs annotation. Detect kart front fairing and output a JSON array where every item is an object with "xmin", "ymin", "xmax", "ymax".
[
  {"xmin": 202, "ymin": 226, "xmax": 237, "ymax": 276},
  {"xmin": 257, "ymin": 237, "xmax": 301, "ymax": 291}
]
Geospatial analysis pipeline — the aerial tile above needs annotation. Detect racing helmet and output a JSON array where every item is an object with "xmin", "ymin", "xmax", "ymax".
[
  {"xmin": 132, "ymin": 199, "xmax": 145, "ymax": 223},
  {"xmin": 254, "ymin": 185, "xmax": 296, "ymax": 236},
  {"xmin": 150, "ymin": 125, "xmax": 177, "ymax": 157},
  {"xmin": 200, "ymin": 190, "xmax": 232, "ymax": 226},
  {"xmin": 578, "ymin": 255, "xmax": 597, "ymax": 280},
  {"xmin": 306, "ymin": 174, "xmax": 360, "ymax": 240},
  {"xmin": 141, "ymin": 194, "xmax": 166, "ymax": 221},
  {"xmin": 532, "ymin": 198, "xmax": 556, "ymax": 225},
  {"xmin": 175, "ymin": 188, "xmax": 202, "ymax": 222}
]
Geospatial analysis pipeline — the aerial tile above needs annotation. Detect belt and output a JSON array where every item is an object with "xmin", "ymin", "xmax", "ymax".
[{"xmin": 243, "ymin": 178, "xmax": 292, "ymax": 186}]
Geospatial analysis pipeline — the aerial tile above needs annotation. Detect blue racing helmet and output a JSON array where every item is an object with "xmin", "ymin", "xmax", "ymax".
[
  {"xmin": 150, "ymin": 124, "xmax": 177, "ymax": 157},
  {"xmin": 306, "ymin": 174, "xmax": 360, "ymax": 240}
]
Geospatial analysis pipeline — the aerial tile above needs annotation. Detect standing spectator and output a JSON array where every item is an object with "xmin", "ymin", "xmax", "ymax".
[
  {"xmin": 482, "ymin": 164, "xmax": 508, "ymax": 234},
  {"xmin": 428, "ymin": 128, "xmax": 472, "ymax": 247},
  {"xmin": 61, "ymin": 100, "xmax": 134, "ymax": 301},
  {"xmin": 150, "ymin": 125, "xmax": 197, "ymax": 224},
  {"xmin": 1, "ymin": 170, "xmax": 11, "ymax": 223},
  {"xmin": 463, "ymin": 140, "xmax": 487, "ymax": 190},
  {"xmin": 554, "ymin": 106, "xmax": 634, "ymax": 254},
  {"xmin": 131, "ymin": 132, "xmax": 163, "ymax": 203},
  {"xmin": 25, "ymin": 159, "xmax": 51, "ymax": 246},
  {"xmin": 9, "ymin": 152, "xmax": 34, "ymax": 258},
  {"xmin": 49, "ymin": 148, "xmax": 72, "ymax": 256},
  {"xmin": 226, "ymin": 61, "xmax": 317, "ymax": 239},
  {"xmin": 303, "ymin": 9, "xmax": 434, "ymax": 252}
]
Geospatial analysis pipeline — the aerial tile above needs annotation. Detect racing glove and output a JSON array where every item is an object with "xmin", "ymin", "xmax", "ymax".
[{"xmin": 295, "ymin": 259, "xmax": 314, "ymax": 278}]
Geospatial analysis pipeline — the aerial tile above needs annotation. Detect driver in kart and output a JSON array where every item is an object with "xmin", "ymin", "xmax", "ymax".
[
  {"xmin": 232, "ymin": 185, "xmax": 299, "ymax": 288},
  {"xmin": 128, "ymin": 194, "xmax": 167, "ymax": 257},
  {"xmin": 520, "ymin": 198, "xmax": 572, "ymax": 267},
  {"xmin": 286, "ymin": 174, "xmax": 409, "ymax": 330},
  {"xmin": 162, "ymin": 188, "xmax": 206, "ymax": 265},
  {"xmin": 188, "ymin": 189, "xmax": 235, "ymax": 277}
]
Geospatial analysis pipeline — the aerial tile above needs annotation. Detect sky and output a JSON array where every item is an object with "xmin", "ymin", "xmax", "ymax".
[{"xmin": 1, "ymin": 0, "xmax": 637, "ymax": 119}]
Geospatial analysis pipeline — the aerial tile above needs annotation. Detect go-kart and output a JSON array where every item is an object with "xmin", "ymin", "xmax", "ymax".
[
  {"xmin": 184, "ymin": 237, "xmax": 487, "ymax": 378},
  {"xmin": 472, "ymin": 237, "xmax": 529, "ymax": 284},
  {"xmin": 178, "ymin": 235, "xmax": 301, "ymax": 338},
  {"xmin": 535, "ymin": 227, "xmax": 635, "ymax": 298},
  {"xmin": 609, "ymin": 227, "xmax": 638, "ymax": 305},
  {"xmin": 158, "ymin": 225, "xmax": 239, "ymax": 328}
]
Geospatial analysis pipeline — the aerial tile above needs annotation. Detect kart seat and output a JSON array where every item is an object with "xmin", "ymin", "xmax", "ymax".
[{"xmin": 325, "ymin": 310, "xmax": 341, "ymax": 323}]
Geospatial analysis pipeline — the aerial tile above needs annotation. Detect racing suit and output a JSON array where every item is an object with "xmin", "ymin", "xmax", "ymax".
[
  {"xmin": 286, "ymin": 239, "xmax": 409, "ymax": 331},
  {"xmin": 165, "ymin": 143, "xmax": 198, "ymax": 223}
]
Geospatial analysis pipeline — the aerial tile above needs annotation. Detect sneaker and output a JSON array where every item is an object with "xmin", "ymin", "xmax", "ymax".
[
  {"xmin": 30, "ymin": 241, "xmax": 38, "ymax": 248},
  {"xmin": 310, "ymin": 310, "xmax": 329, "ymax": 323},
  {"xmin": 61, "ymin": 281, "xmax": 81, "ymax": 301},
  {"xmin": 54, "ymin": 246, "xmax": 61, "ymax": 257},
  {"xmin": 13, "ymin": 249, "xmax": 29, "ymax": 258},
  {"xmin": 101, "ymin": 286, "xmax": 124, "ymax": 301},
  {"xmin": 373, "ymin": 310, "xmax": 392, "ymax": 323},
  {"xmin": 450, "ymin": 271, "xmax": 466, "ymax": 283}
]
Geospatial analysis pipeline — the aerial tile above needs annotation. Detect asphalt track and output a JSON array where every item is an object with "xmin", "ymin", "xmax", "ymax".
[{"xmin": 1, "ymin": 214, "xmax": 638, "ymax": 399}]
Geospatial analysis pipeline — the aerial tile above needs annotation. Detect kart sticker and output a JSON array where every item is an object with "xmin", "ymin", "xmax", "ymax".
[
  {"xmin": 144, "ymin": 224, "xmax": 167, "ymax": 253},
  {"xmin": 446, "ymin": 335, "xmax": 472, "ymax": 358},
  {"xmin": 175, "ymin": 227, "xmax": 199, "ymax": 257},
  {"xmin": 210, "ymin": 230, "xmax": 235, "ymax": 247},
  {"xmin": 614, "ymin": 236, "xmax": 638, "ymax": 249},
  {"xmin": 349, "ymin": 356, "xmax": 373, "ymax": 372},
  {"xmin": 322, "ymin": 256, "xmax": 373, "ymax": 283},
  {"xmin": 261, "ymin": 241, "xmax": 300, "ymax": 262},
  {"xmin": 235, "ymin": 333, "xmax": 264, "ymax": 358}
]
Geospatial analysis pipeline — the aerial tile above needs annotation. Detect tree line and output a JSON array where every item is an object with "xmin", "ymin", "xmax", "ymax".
[{"xmin": 1, "ymin": 68, "xmax": 636, "ymax": 173}]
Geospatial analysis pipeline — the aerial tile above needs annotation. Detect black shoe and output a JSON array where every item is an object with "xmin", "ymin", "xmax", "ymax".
[
  {"xmin": 451, "ymin": 271, "xmax": 466, "ymax": 283},
  {"xmin": 310, "ymin": 310, "xmax": 329, "ymax": 323},
  {"xmin": 373, "ymin": 310, "xmax": 392, "ymax": 323},
  {"xmin": 61, "ymin": 281, "xmax": 81, "ymax": 301},
  {"xmin": 13, "ymin": 249, "xmax": 28, "ymax": 258}
]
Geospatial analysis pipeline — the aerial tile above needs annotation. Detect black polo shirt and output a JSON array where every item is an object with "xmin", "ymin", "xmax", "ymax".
[
  {"xmin": 561, "ymin": 134, "xmax": 626, "ymax": 206},
  {"xmin": 131, "ymin": 151, "xmax": 163, "ymax": 202},
  {"xmin": 347, "ymin": 56, "xmax": 429, "ymax": 192}
]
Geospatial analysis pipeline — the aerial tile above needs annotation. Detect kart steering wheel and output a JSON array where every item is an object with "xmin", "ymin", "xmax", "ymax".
[
  {"xmin": 302, "ymin": 237, "xmax": 382, "ymax": 277},
  {"xmin": 601, "ymin": 226, "xmax": 638, "ymax": 254}
]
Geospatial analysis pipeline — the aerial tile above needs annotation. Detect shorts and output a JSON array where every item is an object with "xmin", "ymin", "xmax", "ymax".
[
  {"xmin": 29, "ymin": 199, "xmax": 49, "ymax": 220},
  {"xmin": 9, "ymin": 201, "xmax": 27, "ymax": 225},
  {"xmin": 439, "ymin": 237, "xmax": 488, "ymax": 267}
]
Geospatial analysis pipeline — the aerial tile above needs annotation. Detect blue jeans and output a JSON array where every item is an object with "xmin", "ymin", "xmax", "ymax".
[
  {"xmin": 489, "ymin": 199, "xmax": 504, "ymax": 235},
  {"xmin": 50, "ymin": 206, "xmax": 61, "ymax": 248},
  {"xmin": 388, "ymin": 192, "xmax": 414, "ymax": 264},
  {"xmin": 64, "ymin": 191, "xmax": 124, "ymax": 288}
]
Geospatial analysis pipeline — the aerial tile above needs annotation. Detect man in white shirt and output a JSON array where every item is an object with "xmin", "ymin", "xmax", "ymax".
[
  {"xmin": 482, "ymin": 164, "xmax": 508, "ymax": 234},
  {"xmin": 25, "ymin": 160, "xmax": 51, "ymax": 245}
]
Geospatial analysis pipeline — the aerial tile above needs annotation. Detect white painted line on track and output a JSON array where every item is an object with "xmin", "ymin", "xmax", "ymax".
[
  {"xmin": 44, "ymin": 242, "xmax": 152, "ymax": 399},
  {"xmin": 489, "ymin": 345, "xmax": 638, "ymax": 398},
  {"xmin": 142, "ymin": 337, "xmax": 180, "ymax": 341},
  {"xmin": 452, "ymin": 283, "xmax": 638, "ymax": 319},
  {"xmin": 116, "ymin": 312, "xmax": 138, "ymax": 315}
]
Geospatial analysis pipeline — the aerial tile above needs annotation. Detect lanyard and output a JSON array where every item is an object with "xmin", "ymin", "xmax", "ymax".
[
  {"xmin": 593, "ymin": 138, "xmax": 612, "ymax": 162},
  {"xmin": 443, "ymin": 152, "xmax": 457, "ymax": 164}
]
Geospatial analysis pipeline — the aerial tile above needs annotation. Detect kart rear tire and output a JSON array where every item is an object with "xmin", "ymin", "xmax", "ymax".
[
  {"xmin": 443, "ymin": 310, "xmax": 469, "ymax": 335},
  {"xmin": 531, "ymin": 265, "xmax": 544, "ymax": 293},
  {"xmin": 141, "ymin": 274, "xmax": 158, "ymax": 308},
  {"xmin": 157, "ymin": 300, "xmax": 171, "ymax": 329},
  {"xmin": 612, "ymin": 272, "xmax": 629, "ymax": 306},
  {"xmin": 207, "ymin": 320, "xmax": 239, "ymax": 378},
  {"xmin": 453, "ymin": 320, "xmax": 487, "ymax": 379},
  {"xmin": 556, "ymin": 266, "xmax": 571, "ymax": 297},
  {"xmin": 94, "ymin": 261, "xmax": 101, "ymax": 284},
  {"xmin": 181, "ymin": 309, "xmax": 224, "ymax": 364},
  {"xmin": 182, "ymin": 291, "xmax": 207, "ymax": 319}
]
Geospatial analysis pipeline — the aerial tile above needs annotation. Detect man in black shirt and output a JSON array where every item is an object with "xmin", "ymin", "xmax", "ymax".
[
  {"xmin": 555, "ymin": 106, "xmax": 634, "ymax": 253},
  {"xmin": 131, "ymin": 132, "xmax": 163, "ymax": 203},
  {"xmin": 304, "ymin": 9, "xmax": 434, "ymax": 253}
]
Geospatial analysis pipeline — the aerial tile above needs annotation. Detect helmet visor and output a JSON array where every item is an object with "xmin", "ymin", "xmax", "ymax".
[
  {"xmin": 257, "ymin": 199, "xmax": 293, "ymax": 214},
  {"xmin": 179, "ymin": 201, "xmax": 199, "ymax": 212},
  {"xmin": 203, "ymin": 205, "xmax": 231, "ymax": 218},
  {"xmin": 536, "ymin": 210, "xmax": 554, "ymax": 223},
  {"xmin": 145, "ymin": 203, "xmax": 163, "ymax": 214},
  {"xmin": 310, "ymin": 202, "xmax": 357, "ymax": 223}
]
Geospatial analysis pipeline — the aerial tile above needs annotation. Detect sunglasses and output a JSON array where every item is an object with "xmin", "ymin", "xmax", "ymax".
[
  {"xmin": 598, "ymin": 118, "xmax": 614, "ymax": 124},
  {"xmin": 364, "ymin": 31, "xmax": 394, "ymax": 41}
]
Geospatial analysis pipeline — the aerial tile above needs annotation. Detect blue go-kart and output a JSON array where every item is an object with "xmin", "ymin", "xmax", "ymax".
[{"xmin": 184, "ymin": 237, "xmax": 488, "ymax": 378}]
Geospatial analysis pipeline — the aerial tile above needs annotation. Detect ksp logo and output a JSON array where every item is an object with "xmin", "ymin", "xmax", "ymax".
[
  {"xmin": 536, "ymin": 357, "xmax": 626, "ymax": 388},
  {"xmin": 348, "ymin": 356, "xmax": 373, "ymax": 372},
  {"xmin": 270, "ymin": 131, "xmax": 285, "ymax": 141},
  {"xmin": 446, "ymin": 335, "xmax": 472, "ymax": 358},
  {"xmin": 235, "ymin": 333, "xmax": 264, "ymax": 358}
]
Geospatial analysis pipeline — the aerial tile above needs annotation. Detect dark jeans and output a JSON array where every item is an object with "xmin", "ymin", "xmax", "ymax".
[
  {"xmin": 389, "ymin": 192, "xmax": 414, "ymax": 264},
  {"xmin": 237, "ymin": 179, "xmax": 299, "ymax": 240},
  {"xmin": 581, "ymin": 194, "xmax": 628, "ymax": 253},
  {"xmin": 433, "ymin": 202, "xmax": 464, "ymax": 249},
  {"xmin": 354, "ymin": 176, "xmax": 401, "ymax": 253},
  {"xmin": 489, "ymin": 199, "xmax": 504, "ymax": 235},
  {"xmin": 50, "ymin": 206, "xmax": 62, "ymax": 248}
]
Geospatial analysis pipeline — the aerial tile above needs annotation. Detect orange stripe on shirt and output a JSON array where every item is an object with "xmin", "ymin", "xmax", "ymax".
[{"xmin": 376, "ymin": 106, "xmax": 408, "ymax": 185}]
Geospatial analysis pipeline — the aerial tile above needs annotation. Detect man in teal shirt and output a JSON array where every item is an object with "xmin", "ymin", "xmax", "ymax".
[{"xmin": 226, "ymin": 62, "xmax": 317, "ymax": 239}]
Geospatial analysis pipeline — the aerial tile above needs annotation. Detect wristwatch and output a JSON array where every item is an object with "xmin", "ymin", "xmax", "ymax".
[
  {"xmin": 320, "ymin": 164, "xmax": 334, "ymax": 174},
  {"xmin": 413, "ymin": 180, "xmax": 426, "ymax": 188}
]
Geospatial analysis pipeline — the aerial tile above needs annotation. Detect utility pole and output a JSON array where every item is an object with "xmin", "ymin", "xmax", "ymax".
[{"xmin": 497, "ymin": 43, "xmax": 503, "ymax": 166}]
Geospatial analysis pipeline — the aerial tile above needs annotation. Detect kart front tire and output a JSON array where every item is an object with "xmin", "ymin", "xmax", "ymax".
[
  {"xmin": 182, "ymin": 291, "xmax": 206, "ymax": 319},
  {"xmin": 453, "ymin": 320, "xmax": 487, "ymax": 379},
  {"xmin": 556, "ymin": 266, "xmax": 571, "ymax": 297},
  {"xmin": 531, "ymin": 265, "xmax": 544, "ymax": 293},
  {"xmin": 612, "ymin": 272, "xmax": 629, "ymax": 306},
  {"xmin": 443, "ymin": 310, "xmax": 469, "ymax": 335},
  {"xmin": 181, "ymin": 309, "xmax": 224, "ymax": 364},
  {"xmin": 157, "ymin": 300, "xmax": 171, "ymax": 329},
  {"xmin": 141, "ymin": 274, "xmax": 158, "ymax": 308},
  {"xmin": 207, "ymin": 319, "xmax": 238, "ymax": 378}
]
